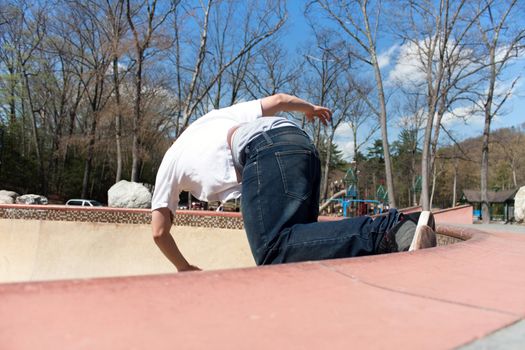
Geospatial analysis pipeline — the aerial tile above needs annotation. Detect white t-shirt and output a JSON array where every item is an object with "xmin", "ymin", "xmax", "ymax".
[{"xmin": 151, "ymin": 99, "xmax": 264, "ymax": 215}]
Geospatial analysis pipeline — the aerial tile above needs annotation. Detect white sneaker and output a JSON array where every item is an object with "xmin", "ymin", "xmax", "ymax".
[{"xmin": 409, "ymin": 211, "xmax": 437, "ymax": 251}]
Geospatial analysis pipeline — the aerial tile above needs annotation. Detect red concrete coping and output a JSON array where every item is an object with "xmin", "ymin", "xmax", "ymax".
[
  {"xmin": 433, "ymin": 205, "xmax": 474, "ymax": 225},
  {"xmin": 1, "ymin": 223, "xmax": 524, "ymax": 349},
  {"xmin": 318, "ymin": 205, "xmax": 474, "ymax": 226}
]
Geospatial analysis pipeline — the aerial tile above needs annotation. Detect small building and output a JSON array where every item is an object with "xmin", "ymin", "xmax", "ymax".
[{"xmin": 461, "ymin": 188, "xmax": 519, "ymax": 222}]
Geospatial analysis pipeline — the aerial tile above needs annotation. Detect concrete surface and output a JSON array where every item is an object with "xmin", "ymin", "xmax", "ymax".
[
  {"xmin": 459, "ymin": 320, "xmax": 525, "ymax": 350},
  {"xmin": 0, "ymin": 219, "xmax": 255, "ymax": 283},
  {"xmin": 432, "ymin": 205, "xmax": 474, "ymax": 225},
  {"xmin": 1, "ymin": 223, "xmax": 525, "ymax": 349},
  {"xmin": 462, "ymin": 223, "xmax": 525, "ymax": 234}
]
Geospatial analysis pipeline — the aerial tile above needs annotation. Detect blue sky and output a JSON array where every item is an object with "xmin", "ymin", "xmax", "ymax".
[{"xmin": 285, "ymin": 2, "xmax": 525, "ymax": 160}]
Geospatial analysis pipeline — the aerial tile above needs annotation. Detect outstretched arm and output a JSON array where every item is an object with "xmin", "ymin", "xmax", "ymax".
[
  {"xmin": 260, "ymin": 93, "xmax": 332, "ymax": 125},
  {"xmin": 152, "ymin": 208, "xmax": 200, "ymax": 272}
]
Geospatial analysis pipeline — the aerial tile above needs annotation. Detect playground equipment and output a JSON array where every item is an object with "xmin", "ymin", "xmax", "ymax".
[{"xmin": 327, "ymin": 169, "xmax": 387, "ymax": 217}]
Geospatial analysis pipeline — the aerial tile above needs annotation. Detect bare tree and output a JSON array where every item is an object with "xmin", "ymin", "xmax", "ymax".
[
  {"xmin": 336, "ymin": 77, "xmax": 379, "ymax": 203},
  {"xmin": 126, "ymin": 0, "xmax": 174, "ymax": 182},
  {"xmin": 472, "ymin": 0, "xmax": 525, "ymax": 223},
  {"xmin": 38, "ymin": 14, "xmax": 84, "ymax": 194},
  {"xmin": 6, "ymin": 1, "xmax": 48, "ymax": 192},
  {"xmin": 493, "ymin": 127, "xmax": 523, "ymax": 189},
  {"xmin": 60, "ymin": 1, "xmax": 115, "ymax": 198},
  {"xmin": 392, "ymin": 0, "xmax": 493, "ymax": 210},
  {"xmin": 174, "ymin": 0, "xmax": 286, "ymax": 134},
  {"xmin": 319, "ymin": 79, "xmax": 353, "ymax": 200},
  {"xmin": 101, "ymin": 0, "xmax": 128, "ymax": 183},
  {"xmin": 392, "ymin": 92, "xmax": 427, "ymax": 207},
  {"xmin": 303, "ymin": 32, "xmax": 347, "ymax": 148},
  {"xmin": 298, "ymin": 31, "xmax": 375, "ymax": 201},
  {"xmin": 243, "ymin": 42, "xmax": 301, "ymax": 99},
  {"xmin": 0, "ymin": 6, "xmax": 19, "ymax": 127},
  {"xmin": 348, "ymin": 78, "xmax": 379, "ymax": 162},
  {"xmin": 309, "ymin": 0, "xmax": 396, "ymax": 207}
]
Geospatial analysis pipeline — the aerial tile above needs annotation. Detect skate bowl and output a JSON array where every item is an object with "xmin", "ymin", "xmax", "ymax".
[
  {"xmin": 0, "ymin": 204, "xmax": 470, "ymax": 283},
  {"xmin": 0, "ymin": 205, "xmax": 256, "ymax": 283},
  {"xmin": 1, "ymin": 203, "xmax": 525, "ymax": 349}
]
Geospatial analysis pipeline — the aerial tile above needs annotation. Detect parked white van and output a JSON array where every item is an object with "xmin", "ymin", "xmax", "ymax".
[{"xmin": 65, "ymin": 199, "xmax": 103, "ymax": 207}]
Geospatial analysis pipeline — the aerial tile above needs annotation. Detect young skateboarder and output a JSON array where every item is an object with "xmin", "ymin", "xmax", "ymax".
[{"xmin": 151, "ymin": 93, "xmax": 436, "ymax": 271}]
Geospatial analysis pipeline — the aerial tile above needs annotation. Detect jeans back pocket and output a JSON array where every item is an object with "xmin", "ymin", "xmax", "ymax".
[{"xmin": 275, "ymin": 149, "xmax": 313, "ymax": 201}]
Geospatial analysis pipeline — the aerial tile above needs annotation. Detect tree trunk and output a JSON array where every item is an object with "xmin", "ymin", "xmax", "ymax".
[
  {"xmin": 23, "ymin": 72, "xmax": 47, "ymax": 194},
  {"xmin": 321, "ymin": 134, "xmax": 335, "ymax": 200},
  {"xmin": 430, "ymin": 159, "xmax": 438, "ymax": 208},
  {"xmin": 21, "ymin": 97, "xmax": 27, "ymax": 157},
  {"xmin": 8, "ymin": 66, "xmax": 16, "ymax": 125},
  {"xmin": 81, "ymin": 112, "xmax": 98, "ymax": 199},
  {"xmin": 373, "ymin": 64, "xmax": 395, "ymax": 208},
  {"xmin": 113, "ymin": 57, "xmax": 123, "ymax": 183},
  {"xmin": 131, "ymin": 53, "xmax": 143, "ymax": 183},
  {"xmin": 512, "ymin": 166, "xmax": 517, "ymax": 188},
  {"xmin": 429, "ymin": 95, "xmax": 447, "ymax": 184},
  {"xmin": 480, "ymin": 114, "xmax": 491, "ymax": 223},
  {"xmin": 481, "ymin": 44, "xmax": 497, "ymax": 224},
  {"xmin": 420, "ymin": 96, "xmax": 437, "ymax": 211},
  {"xmin": 452, "ymin": 159, "xmax": 458, "ymax": 207},
  {"xmin": 411, "ymin": 174, "xmax": 417, "ymax": 207},
  {"xmin": 411, "ymin": 146, "xmax": 418, "ymax": 206},
  {"xmin": 362, "ymin": 4, "xmax": 396, "ymax": 208}
]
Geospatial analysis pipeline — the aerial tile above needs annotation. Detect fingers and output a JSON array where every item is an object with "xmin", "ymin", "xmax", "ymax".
[
  {"xmin": 305, "ymin": 105, "xmax": 332, "ymax": 125},
  {"xmin": 316, "ymin": 106, "xmax": 332, "ymax": 126}
]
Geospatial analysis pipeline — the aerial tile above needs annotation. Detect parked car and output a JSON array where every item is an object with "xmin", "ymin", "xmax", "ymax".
[
  {"xmin": 191, "ymin": 201, "xmax": 204, "ymax": 210},
  {"xmin": 65, "ymin": 199, "xmax": 103, "ymax": 207}
]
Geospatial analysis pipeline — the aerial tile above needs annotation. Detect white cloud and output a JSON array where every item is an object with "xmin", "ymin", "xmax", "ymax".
[
  {"xmin": 334, "ymin": 123, "xmax": 355, "ymax": 161},
  {"xmin": 493, "ymin": 76, "xmax": 521, "ymax": 97},
  {"xmin": 440, "ymin": 105, "xmax": 484, "ymax": 130},
  {"xmin": 339, "ymin": 141, "xmax": 356, "ymax": 161},
  {"xmin": 377, "ymin": 44, "xmax": 399, "ymax": 69},
  {"xmin": 386, "ymin": 37, "xmax": 475, "ymax": 87},
  {"xmin": 386, "ymin": 40, "xmax": 426, "ymax": 86},
  {"xmin": 494, "ymin": 44, "xmax": 525, "ymax": 65},
  {"xmin": 334, "ymin": 123, "xmax": 353, "ymax": 139}
]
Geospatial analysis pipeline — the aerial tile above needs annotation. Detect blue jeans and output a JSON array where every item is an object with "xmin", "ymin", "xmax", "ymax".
[{"xmin": 240, "ymin": 126, "xmax": 401, "ymax": 265}]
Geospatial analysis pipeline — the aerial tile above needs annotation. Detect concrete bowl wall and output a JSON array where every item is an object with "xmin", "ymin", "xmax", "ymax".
[{"xmin": 0, "ymin": 204, "xmax": 256, "ymax": 283}]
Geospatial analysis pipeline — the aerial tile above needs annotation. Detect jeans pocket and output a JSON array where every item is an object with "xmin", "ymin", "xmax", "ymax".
[{"xmin": 276, "ymin": 149, "xmax": 313, "ymax": 200}]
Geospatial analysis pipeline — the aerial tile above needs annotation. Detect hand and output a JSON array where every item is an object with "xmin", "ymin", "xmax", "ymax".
[
  {"xmin": 305, "ymin": 105, "xmax": 332, "ymax": 126},
  {"xmin": 178, "ymin": 264, "xmax": 201, "ymax": 272}
]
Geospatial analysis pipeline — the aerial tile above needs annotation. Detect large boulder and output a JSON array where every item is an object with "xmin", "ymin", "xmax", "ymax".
[
  {"xmin": 108, "ymin": 180, "xmax": 152, "ymax": 208},
  {"xmin": 514, "ymin": 186, "xmax": 525, "ymax": 223},
  {"xmin": 0, "ymin": 190, "xmax": 19, "ymax": 204},
  {"xmin": 15, "ymin": 194, "xmax": 48, "ymax": 205}
]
